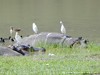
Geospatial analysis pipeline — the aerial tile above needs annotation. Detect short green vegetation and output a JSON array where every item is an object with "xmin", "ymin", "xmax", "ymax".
[{"xmin": 0, "ymin": 43, "xmax": 100, "ymax": 75}]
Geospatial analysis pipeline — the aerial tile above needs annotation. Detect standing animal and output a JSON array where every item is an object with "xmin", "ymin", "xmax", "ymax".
[
  {"xmin": 10, "ymin": 26, "xmax": 21, "ymax": 35},
  {"xmin": 10, "ymin": 26, "xmax": 14, "ymax": 36},
  {"xmin": 60, "ymin": 21, "xmax": 66, "ymax": 34},
  {"xmin": 32, "ymin": 22, "xmax": 38, "ymax": 34}
]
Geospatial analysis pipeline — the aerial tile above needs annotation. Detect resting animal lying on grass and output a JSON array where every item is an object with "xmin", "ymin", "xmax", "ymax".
[
  {"xmin": 17, "ymin": 32, "xmax": 88, "ymax": 48},
  {"xmin": 8, "ymin": 45, "xmax": 46, "ymax": 55}
]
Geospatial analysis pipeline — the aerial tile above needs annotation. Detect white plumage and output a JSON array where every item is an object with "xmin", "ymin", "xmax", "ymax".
[
  {"xmin": 32, "ymin": 23, "xmax": 38, "ymax": 34},
  {"xmin": 15, "ymin": 32, "xmax": 22, "ymax": 44},
  {"xmin": 60, "ymin": 21, "xmax": 66, "ymax": 34},
  {"xmin": 10, "ymin": 26, "xmax": 14, "ymax": 36}
]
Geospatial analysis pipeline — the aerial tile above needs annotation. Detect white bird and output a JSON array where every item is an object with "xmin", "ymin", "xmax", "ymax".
[
  {"xmin": 10, "ymin": 26, "xmax": 14, "ymax": 36},
  {"xmin": 32, "ymin": 23, "xmax": 38, "ymax": 34},
  {"xmin": 60, "ymin": 21, "xmax": 66, "ymax": 34},
  {"xmin": 15, "ymin": 32, "xmax": 22, "ymax": 44}
]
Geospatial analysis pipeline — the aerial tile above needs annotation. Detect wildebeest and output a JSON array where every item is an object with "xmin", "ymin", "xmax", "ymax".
[
  {"xmin": 8, "ymin": 45, "xmax": 26, "ymax": 55},
  {"xmin": 8, "ymin": 45, "xmax": 46, "ymax": 55},
  {"xmin": 14, "ymin": 32, "xmax": 88, "ymax": 48}
]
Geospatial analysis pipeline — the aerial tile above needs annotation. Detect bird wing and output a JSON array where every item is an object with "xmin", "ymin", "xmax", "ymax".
[
  {"xmin": 15, "ymin": 34, "xmax": 22, "ymax": 43},
  {"xmin": 61, "ymin": 24, "xmax": 66, "ymax": 34},
  {"xmin": 32, "ymin": 23, "xmax": 38, "ymax": 33}
]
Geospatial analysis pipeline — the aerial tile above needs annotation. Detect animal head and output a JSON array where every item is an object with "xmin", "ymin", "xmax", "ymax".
[
  {"xmin": 79, "ymin": 39, "xmax": 89, "ymax": 48},
  {"xmin": 63, "ymin": 37, "xmax": 88, "ymax": 48}
]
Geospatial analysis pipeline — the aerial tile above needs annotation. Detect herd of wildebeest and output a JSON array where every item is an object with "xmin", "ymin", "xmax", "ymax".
[{"xmin": 0, "ymin": 23, "xmax": 89, "ymax": 56}]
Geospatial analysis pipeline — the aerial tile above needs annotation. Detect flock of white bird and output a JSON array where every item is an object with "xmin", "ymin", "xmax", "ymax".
[
  {"xmin": 10, "ymin": 21, "xmax": 66, "ymax": 44},
  {"xmin": 32, "ymin": 21, "xmax": 66, "ymax": 34}
]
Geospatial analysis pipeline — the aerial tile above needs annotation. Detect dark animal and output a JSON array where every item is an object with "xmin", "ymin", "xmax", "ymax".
[
  {"xmin": 18, "ymin": 32, "xmax": 88, "ymax": 48},
  {"xmin": 10, "ymin": 38, "xmax": 15, "ymax": 42},
  {"xmin": 8, "ymin": 45, "xmax": 25, "ymax": 55},
  {"xmin": 0, "ymin": 36, "xmax": 16, "ymax": 43},
  {"xmin": 0, "ymin": 37, "xmax": 5, "ymax": 43},
  {"xmin": 20, "ymin": 45, "xmax": 46, "ymax": 53},
  {"xmin": 8, "ymin": 45, "xmax": 46, "ymax": 55}
]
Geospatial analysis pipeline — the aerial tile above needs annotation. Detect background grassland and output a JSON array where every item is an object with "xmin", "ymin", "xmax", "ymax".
[{"xmin": 0, "ymin": 43, "xmax": 100, "ymax": 75}]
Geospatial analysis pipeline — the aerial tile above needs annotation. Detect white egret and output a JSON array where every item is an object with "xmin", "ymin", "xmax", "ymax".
[
  {"xmin": 15, "ymin": 32, "xmax": 22, "ymax": 44},
  {"xmin": 32, "ymin": 23, "xmax": 38, "ymax": 34},
  {"xmin": 10, "ymin": 26, "xmax": 14, "ymax": 36},
  {"xmin": 60, "ymin": 21, "xmax": 66, "ymax": 34}
]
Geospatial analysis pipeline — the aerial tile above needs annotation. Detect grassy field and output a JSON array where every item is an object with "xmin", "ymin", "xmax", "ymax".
[{"xmin": 0, "ymin": 43, "xmax": 100, "ymax": 75}]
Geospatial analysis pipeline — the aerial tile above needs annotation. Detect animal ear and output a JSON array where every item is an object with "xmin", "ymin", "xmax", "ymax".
[{"xmin": 78, "ymin": 37, "xmax": 82, "ymax": 40}]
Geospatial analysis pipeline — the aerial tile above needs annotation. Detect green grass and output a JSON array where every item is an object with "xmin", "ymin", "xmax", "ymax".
[{"xmin": 0, "ymin": 43, "xmax": 100, "ymax": 75}]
